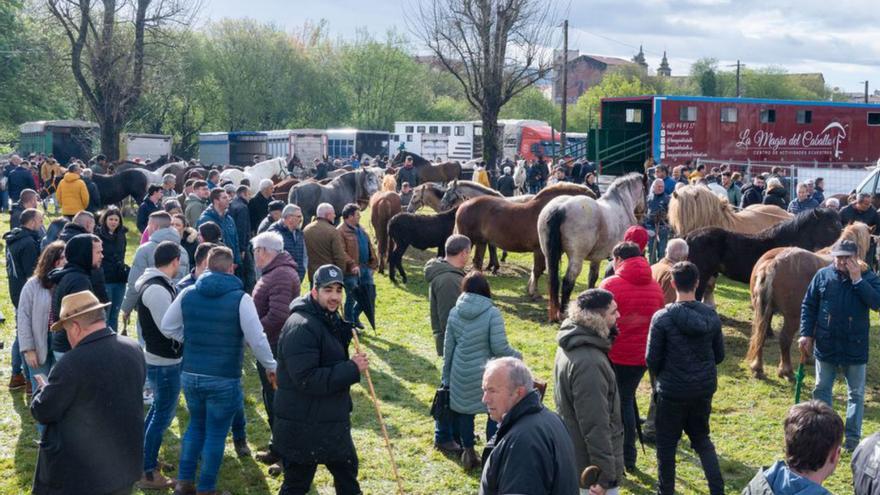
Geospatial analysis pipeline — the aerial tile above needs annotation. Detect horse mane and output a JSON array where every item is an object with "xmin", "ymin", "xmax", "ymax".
[
  {"xmin": 453, "ymin": 180, "xmax": 499, "ymax": 195},
  {"xmin": 534, "ymin": 183, "xmax": 592, "ymax": 201},
  {"xmin": 817, "ymin": 221, "xmax": 871, "ymax": 259},
  {"xmin": 602, "ymin": 173, "xmax": 643, "ymax": 204},
  {"xmin": 754, "ymin": 208, "xmax": 837, "ymax": 241},
  {"xmin": 669, "ymin": 185, "xmax": 739, "ymax": 234}
]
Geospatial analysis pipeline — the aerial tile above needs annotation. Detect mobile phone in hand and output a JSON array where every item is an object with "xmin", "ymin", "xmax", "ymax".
[{"xmin": 34, "ymin": 374, "xmax": 48, "ymax": 389}]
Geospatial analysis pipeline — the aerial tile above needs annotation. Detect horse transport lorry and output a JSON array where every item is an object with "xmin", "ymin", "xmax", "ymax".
[
  {"xmin": 588, "ymin": 95, "xmax": 880, "ymax": 175},
  {"xmin": 19, "ymin": 120, "xmax": 99, "ymax": 165},
  {"xmin": 264, "ymin": 129, "xmax": 328, "ymax": 166},
  {"xmin": 198, "ymin": 131, "xmax": 269, "ymax": 166},
  {"xmin": 326, "ymin": 129, "xmax": 389, "ymax": 160},
  {"xmin": 120, "ymin": 133, "xmax": 172, "ymax": 162}
]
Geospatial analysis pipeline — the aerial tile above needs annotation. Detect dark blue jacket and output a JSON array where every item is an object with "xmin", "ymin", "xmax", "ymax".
[
  {"xmin": 800, "ymin": 265, "xmax": 880, "ymax": 365},
  {"xmin": 136, "ymin": 198, "xmax": 160, "ymax": 233},
  {"xmin": 198, "ymin": 206, "xmax": 240, "ymax": 264},
  {"xmin": 268, "ymin": 220, "xmax": 307, "ymax": 282},
  {"xmin": 787, "ymin": 197, "xmax": 819, "ymax": 215},
  {"xmin": 7, "ymin": 166, "xmax": 35, "ymax": 201},
  {"xmin": 180, "ymin": 271, "xmax": 245, "ymax": 378},
  {"xmin": 643, "ymin": 193, "xmax": 669, "ymax": 232}
]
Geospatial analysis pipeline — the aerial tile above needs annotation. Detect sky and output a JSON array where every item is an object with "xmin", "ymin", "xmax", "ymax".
[{"xmin": 202, "ymin": 0, "xmax": 880, "ymax": 94}]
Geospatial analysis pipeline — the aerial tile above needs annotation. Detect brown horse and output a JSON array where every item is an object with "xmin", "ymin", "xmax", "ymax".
[
  {"xmin": 748, "ymin": 222, "xmax": 871, "ymax": 380},
  {"xmin": 406, "ymin": 183, "xmax": 446, "ymax": 213},
  {"xmin": 369, "ymin": 191, "xmax": 402, "ymax": 274},
  {"xmin": 391, "ymin": 151, "xmax": 461, "ymax": 183},
  {"xmin": 454, "ymin": 183, "xmax": 598, "ymax": 298},
  {"xmin": 272, "ymin": 177, "xmax": 300, "ymax": 201}
]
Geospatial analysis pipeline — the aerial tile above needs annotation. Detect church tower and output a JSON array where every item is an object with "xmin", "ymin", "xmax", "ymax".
[{"xmin": 657, "ymin": 50, "xmax": 671, "ymax": 77}]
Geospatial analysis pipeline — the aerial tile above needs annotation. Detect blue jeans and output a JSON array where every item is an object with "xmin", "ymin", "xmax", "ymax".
[
  {"xmin": 24, "ymin": 350, "xmax": 55, "ymax": 435},
  {"xmin": 11, "ymin": 335, "xmax": 22, "ymax": 376},
  {"xmin": 105, "ymin": 282, "xmax": 126, "ymax": 333},
  {"xmin": 179, "ymin": 372, "xmax": 242, "ymax": 492},
  {"xmin": 232, "ymin": 393, "xmax": 247, "ymax": 442},
  {"xmin": 343, "ymin": 269, "xmax": 373, "ymax": 323},
  {"xmin": 144, "ymin": 363, "xmax": 182, "ymax": 473},
  {"xmin": 647, "ymin": 228, "xmax": 669, "ymax": 265},
  {"xmin": 0, "ymin": 190, "xmax": 8, "ymax": 212},
  {"xmin": 454, "ymin": 412, "xmax": 498, "ymax": 448},
  {"xmin": 813, "ymin": 360, "xmax": 866, "ymax": 448}
]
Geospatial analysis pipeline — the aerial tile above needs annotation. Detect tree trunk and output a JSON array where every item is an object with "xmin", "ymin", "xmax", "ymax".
[
  {"xmin": 100, "ymin": 119, "xmax": 122, "ymax": 161},
  {"xmin": 481, "ymin": 110, "xmax": 501, "ymax": 169}
]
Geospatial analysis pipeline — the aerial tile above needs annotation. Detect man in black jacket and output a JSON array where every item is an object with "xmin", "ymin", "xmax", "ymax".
[
  {"xmin": 80, "ymin": 169, "xmax": 102, "ymax": 213},
  {"xmin": 273, "ymin": 264, "xmax": 368, "ymax": 495},
  {"xmin": 740, "ymin": 175, "xmax": 766, "ymax": 209},
  {"xmin": 4, "ymin": 208, "xmax": 43, "ymax": 390},
  {"xmin": 6, "ymin": 155, "xmax": 36, "ymax": 203},
  {"xmin": 48, "ymin": 234, "xmax": 105, "ymax": 360},
  {"xmin": 646, "ymin": 261, "xmax": 725, "ymax": 495},
  {"xmin": 497, "ymin": 167, "xmax": 515, "ymax": 197},
  {"xmin": 10, "ymin": 188, "xmax": 39, "ymax": 229},
  {"xmin": 397, "ymin": 155, "xmax": 419, "ymax": 190},
  {"xmin": 480, "ymin": 357, "xmax": 578, "ymax": 495},
  {"xmin": 31, "ymin": 290, "xmax": 145, "ymax": 495},
  {"xmin": 249, "ymin": 179, "xmax": 274, "ymax": 235},
  {"xmin": 229, "ymin": 185, "xmax": 254, "ymax": 290}
]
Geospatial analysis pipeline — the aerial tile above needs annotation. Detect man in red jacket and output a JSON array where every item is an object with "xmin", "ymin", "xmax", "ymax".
[
  {"xmin": 251, "ymin": 231, "xmax": 301, "ymax": 471},
  {"xmin": 599, "ymin": 241, "xmax": 665, "ymax": 471}
]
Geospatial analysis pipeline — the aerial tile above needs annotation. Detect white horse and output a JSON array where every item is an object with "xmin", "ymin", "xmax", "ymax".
[
  {"xmin": 538, "ymin": 173, "xmax": 646, "ymax": 321},
  {"xmin": 513, "ymin": 160, "xmax": 528, "ymax": 195},
  {"xmin": 220, "ymin": 157, "xmax": 287, "ymax": 193}
]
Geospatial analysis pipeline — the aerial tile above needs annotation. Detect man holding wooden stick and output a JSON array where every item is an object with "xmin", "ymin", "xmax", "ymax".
[{"xmin": 273, "ymin": 264, "xmax": 369, "ymax": 495}]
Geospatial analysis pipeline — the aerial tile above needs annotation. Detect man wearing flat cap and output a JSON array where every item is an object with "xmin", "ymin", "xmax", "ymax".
[
  {"xmin": 273, "ymin": 264, "xmax": 369, "ymax": 494},
  {"xmin": 31, "ymin": 290, "xmax": 146, "ymax": 495},
  {"xmin": 800, "ymin": 239, "xmax": 880, "ymax": 452}
]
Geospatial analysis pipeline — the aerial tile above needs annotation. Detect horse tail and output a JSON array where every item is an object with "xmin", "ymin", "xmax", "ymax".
[
  {"xmin": 747, "ymin": 260, "xmax": 777, "ymax": 369},
  {"xmin": 543, "ymin": 204, "xmax": 567, "ymax": 314}
]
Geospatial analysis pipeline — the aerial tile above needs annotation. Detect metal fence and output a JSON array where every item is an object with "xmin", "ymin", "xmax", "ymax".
[{"xmin": 694, "ymin": 158, "xmax": 879, "ymax": 196}]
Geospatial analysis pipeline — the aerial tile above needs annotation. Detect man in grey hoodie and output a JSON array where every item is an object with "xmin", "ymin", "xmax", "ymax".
[
  {"xmin": 121, "ymin": 211, "xmax": 189, "ymax": 326},
  {"xmin": 134, "ymin": 242, "xmax": 182, "ymax": 490}
]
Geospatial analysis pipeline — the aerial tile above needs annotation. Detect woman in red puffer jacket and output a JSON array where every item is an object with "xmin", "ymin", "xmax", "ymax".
[{"xmin": 599, "ymin": 240, "xmax": 665, "ymax": 471}]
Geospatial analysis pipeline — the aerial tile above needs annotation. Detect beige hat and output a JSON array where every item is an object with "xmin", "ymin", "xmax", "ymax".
[{"xmin": 51, "ymin": 290, "xmax": 110, "ymax": 332}]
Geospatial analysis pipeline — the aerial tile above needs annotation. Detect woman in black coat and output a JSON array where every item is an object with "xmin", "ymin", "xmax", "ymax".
[
  {"xmin": 762, "ymin": 180, "xmax": 788, "ymax": 209},
  {"xmin": 96, "ymin": 207, "xmax": 128, "ymax": 333}
]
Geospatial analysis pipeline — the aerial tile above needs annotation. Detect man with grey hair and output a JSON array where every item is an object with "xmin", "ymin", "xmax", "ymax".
[
  {"xmin": 303, "ymin": 202, "xmax": 347, "ymax": 282},
  {"xmin": 249, "ymin": 178, "xmax": 275, "ymax": 235},
  {"xmin": 481, "ymin": 357, "xmax": 578, "ymax": 495},
  {"xmin": 79, "ymin": 168, "xmax": 102, "ymax": 213},
  {"xmin": 652, "ymin": 238, "xmax": 689, "ymax": 305},
  {"xmin": 161, "ymin": 174, "xmax": 177, "ymax": 201},
  {"xmin": 268, "ymin": 205, "xmax": 307, "ymax": 283},
  {"xmin": 644, "ymin": 178, "xmax": 670, "ymax": 264},
  {"xmin": 788, "ymin": 182, "xmax": 820, "ymax": 214}
]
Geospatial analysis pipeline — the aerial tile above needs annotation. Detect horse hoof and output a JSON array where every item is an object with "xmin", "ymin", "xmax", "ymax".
[
  {"xmin": 751, "ymin": 368, "xmax": 766, "ymax": 380},
  {"xmin": 779, "ymin": 370, "xmax": 795, "ymax": 383}
]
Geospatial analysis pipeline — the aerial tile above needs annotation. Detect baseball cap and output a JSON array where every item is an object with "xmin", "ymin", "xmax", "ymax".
[
  {"xmin": 313, "ymin": 264, "xmax": 344, "ymax": 289},
  {"xmin": 830, "ymin": 240, "xmax": 858, "ymax": 257},
  {"xmin": 268, "ymin": 200, "xmax": 285, "ymax": 212}
]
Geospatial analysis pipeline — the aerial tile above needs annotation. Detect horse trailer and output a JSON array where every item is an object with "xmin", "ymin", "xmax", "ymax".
[
  {"xmin": 588, "ymin": 95, "xmax": 880, "ymax": 175},
  {"xmin": 19, "ymin": 120, "xmax": 99, "ymax": 165},
  {"xmin": 198, "ymin": 131, "xmax": 268, "ymax": 166},
  {"xmin": 326, "ymin": 129, "xmax": 390, "ymax": 159},
  {"xmin": 121, "ymin": 133, "xmax": 172, "ymax": 162},
  {"xmin": 390, "ymin": 121, "xmax": 482, "ymax": 162}
]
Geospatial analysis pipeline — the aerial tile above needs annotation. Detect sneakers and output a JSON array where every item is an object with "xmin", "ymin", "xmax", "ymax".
[
  {"xmin": 137, "ymin": 471, "xmax": 174, "ymax": 490},
  {"xmin": 461, "ymin": 447, "xmax": 482, "ymax": 470},
  {"xmin": 434, "ymin": 440, "xmax": 463, "ymax": 455},
  {"xmin": 234, "ymin": 438, "xmax": 251, "ymax": 457},
  {"xmin": 8, "ymin": 373, "xmax": 26, "ymax": 391}
]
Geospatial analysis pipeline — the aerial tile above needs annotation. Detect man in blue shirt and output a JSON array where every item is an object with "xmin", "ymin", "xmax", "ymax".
[
  {"xmin": 654, "ymin": 165, "xmax": 676, "ymax": 195},
  {"xmin": 788, "ymin": 183, "xmax": 820, "ymax": 215}
]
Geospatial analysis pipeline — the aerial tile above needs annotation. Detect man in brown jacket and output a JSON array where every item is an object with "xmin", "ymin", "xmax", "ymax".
[
  {"xmin": 651, "ymin": 238, "xmax": 689, "ymax": 305},
  {"xmin": 337, "ymin": 203, "xmax": 378, "ymax": 329},
  {"xmin": 303, "ymin": 202, "xmax": 348, "ymax": 284}
]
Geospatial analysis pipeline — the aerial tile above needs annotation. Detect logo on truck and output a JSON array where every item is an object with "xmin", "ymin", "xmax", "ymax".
[{"xmin": 735, "ymin": 121, "xmax": 849, "ymax": 159}]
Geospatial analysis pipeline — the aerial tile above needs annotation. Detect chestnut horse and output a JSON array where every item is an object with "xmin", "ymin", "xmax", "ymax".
[
  {"xmin": 391, "ymin": 151, "xmax": 461, "ymax": 183},
  {"xmin": 454, "ymin": 183, "xmax": 597, "ymax": 298},
  {"xmin": 369, "ymin": 191, "xmax": 402, "ymax": 274},
  {"xmin": 748, "ymin": 222, "xmax": 871, "ymax": 380}
]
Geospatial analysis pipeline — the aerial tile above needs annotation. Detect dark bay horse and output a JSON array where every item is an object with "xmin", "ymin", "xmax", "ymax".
[
  {"xmin": 289, "ymin": 169, "xmax": 380, "ymax": 222},
  {"xmin": 387, "ymin": 207, "xmax": 457, "ymax": 283},
  {"xmin": 685, "ymin": 208, "xmax": 843, "ymax": 301},
  {"xmin": 391, "ymin": 151, "xmax": 461, "ymax": 184},
  {"xmin": 49, "ymin": 168, "xmax": 150, "ymax": 207},
  {"xmin": 454, "ymin": 183, "xmax": 597, "ymax": 298}
]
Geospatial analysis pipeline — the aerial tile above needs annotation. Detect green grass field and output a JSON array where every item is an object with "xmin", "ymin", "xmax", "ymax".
[{"xmin": 0, "ymin": 207, "xmax": 878, "ymax": 494}]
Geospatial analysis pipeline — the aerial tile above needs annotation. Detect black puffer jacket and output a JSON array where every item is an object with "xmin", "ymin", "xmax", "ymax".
[
  {"xmin": 96, "ymin": 225, "xmax": 128, "ymax": 283},
  {"xmin": 646, "ymin": 301, "xmax": 725, "ymax": 400},
  {"xmin": 762, "ymin": 187, "xmax": 787, "ymax": 209},
  {"xmin": 273, "ymin": 295, "xmax": 361, "ymax": 464},
  {"xmin": 49, "ymin": 234, "xmax": 109, "ymax": 353},
  {"xmin": 4, "ymin": 227, "xmax": 41, "ymax": 308}
]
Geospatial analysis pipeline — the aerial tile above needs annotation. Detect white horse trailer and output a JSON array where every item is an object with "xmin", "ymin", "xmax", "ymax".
[
  {"xmin": 389, "ymin": 121, "xmax": 482, "ymax": 161},
  {"xmin": 121, "ymin": 133, "xmax": 172, "ymax": 162}
]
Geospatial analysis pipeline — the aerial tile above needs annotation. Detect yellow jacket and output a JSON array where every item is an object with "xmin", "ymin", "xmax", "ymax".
[
  {"xmin": 56, "ymin": 172, "xmax": 90, "ymax": 216},
  {"xmin": 474, "ymin": 168, "xmax": 490, "ymax": 188}
]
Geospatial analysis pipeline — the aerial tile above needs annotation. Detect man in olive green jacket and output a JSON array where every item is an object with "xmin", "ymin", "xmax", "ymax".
[
  {"xmin": 554, "ymin": 288, "xmax": 625, "ymax": 494},
  {"xmin": 425, "ymin": 235, "xmax": 471, "ymax": 357}
]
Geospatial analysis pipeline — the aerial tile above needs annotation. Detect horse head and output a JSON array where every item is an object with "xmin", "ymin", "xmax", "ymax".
[
  {"xmin": 439, "ymin": 183, "xmax": 466, "ymax": 211},
  {"xmin": 358, "ymin": 169, "xmax": 380, "ymax": 199},
  {"xmin": 407, "ymin": 186, "xmax": 425, "ymax": 213}
]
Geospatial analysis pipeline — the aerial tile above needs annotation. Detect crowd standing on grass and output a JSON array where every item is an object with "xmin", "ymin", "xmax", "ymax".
[{"xmin": 5, "ymin": 150, "xmax": 880, "ymax": 495}]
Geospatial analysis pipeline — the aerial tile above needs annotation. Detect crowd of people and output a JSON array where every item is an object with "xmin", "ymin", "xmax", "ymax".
[{"xmin": 5, "ymin": 148, "xmax": 880, "ymax": 495}]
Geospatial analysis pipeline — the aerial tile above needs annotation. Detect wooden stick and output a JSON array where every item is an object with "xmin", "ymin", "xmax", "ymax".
[{"xmin": 351, "ymin": 329, "xmax": 405, "ymax": 495}]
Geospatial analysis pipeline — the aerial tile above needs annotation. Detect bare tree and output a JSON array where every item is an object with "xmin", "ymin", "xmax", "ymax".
[
  {"xmin": 47, "ymin": 0, "xmax": 198, "ymax": 160},
  {"xmin": 412, "ymin": 0, "xmax": 557, "ymax": 167}
]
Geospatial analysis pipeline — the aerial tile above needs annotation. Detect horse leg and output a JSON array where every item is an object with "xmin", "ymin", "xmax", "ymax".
[
  {"xmin": 389, "ymin": 243, "xmax": 403, "ymax": 284},
  {"xmin": 488, "ymin": 245, "xmax": 500, "ymax": 274},
  {"xmin": 501, "ymin": 249, "xmax": 508, "ymax": 263},
  {"xmin": 528, "ymin": 250, "xmax": 545, "ymax": 299},
  {"xmin": 587, "ymin": 261, "xmax": 601, "ymax": 288},
  {"xmin": 778, "ymin": 315, "xmax": 798, "ymax": 382},
  {"xmin": 473, "ymin": 243, "xmax": 487, "ymax": 271},
  {"xmin": 560, "ymin": 258, "xmax": 585, "ymax": 320},
  {"xmin": 377, "ymin": 226, "xmax": 387, "ymax": 274}
]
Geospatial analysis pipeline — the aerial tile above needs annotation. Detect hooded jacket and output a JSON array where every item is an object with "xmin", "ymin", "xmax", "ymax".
[
  {"xmin": 646, "ymin": 301, "xmax": 725, "ymax": 400},
  {"xmin": 600, "ymin": 256, "xmax": 666, "ymax": 366},
  {"xmin": 184, "ymin": 193, "xmax": 207, "ymax": 228},
  {"xmin": 252, "ymin": 251, "xmax": 300, "ymax": 346},
  {"xmin": 479, "ymin": 390, "xmax": 579, "ymax": 495},
  {"xmin": 56, "ymin": 172, "xmax": 89, "ymax": 216},
  {"xmin": 273, "ymin": 295, "xmax": 361, "ymax": 464},
  {"xmin": 4, "ymin": 226, "xmax": 41, "ymax": 308},
  {"xmin": 553, "ymin": 309, "xmax": 624, "ymax": 489},
  {"xmin": 741, "ymin": 184, "xmax": 764, "ymax": 209},
  {"xmin": 763, "ymin": 186, "xmax": 788, "ymax": 209},
  {"xmin": 198, "ymin": 205, "xmax": 240, "ymax": 264},
  {"xmin": 96, "ymin": 224, "xmax": 128, "ymax": 283},
  {"xmin": 425, "ymin": 257, "xmax": 465, "ymax": 356},
  {"xmin": 49, "ymin": 234, "xmax": 105, "ymax": 353},
  {"xmin": 741, "ymin": 461, "xmax": 831, "ymax": 495},
  {"xmin": 441, "ymin": 292, "xmax": 521, "ymax": 414},
  {"xmin": 121, "ymin": 227, "xmax": 189, "ymax": 313}
]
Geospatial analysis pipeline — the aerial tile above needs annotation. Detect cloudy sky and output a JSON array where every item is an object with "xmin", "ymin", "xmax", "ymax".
[{"xmin": 204, "ymin": 0, "xmax": 880, "ymax": 94}]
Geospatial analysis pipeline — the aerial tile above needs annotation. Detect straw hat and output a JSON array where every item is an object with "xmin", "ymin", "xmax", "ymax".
[{"xmin": 51, "ymin": 290, "xmax": 110, "ymax": 332}]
